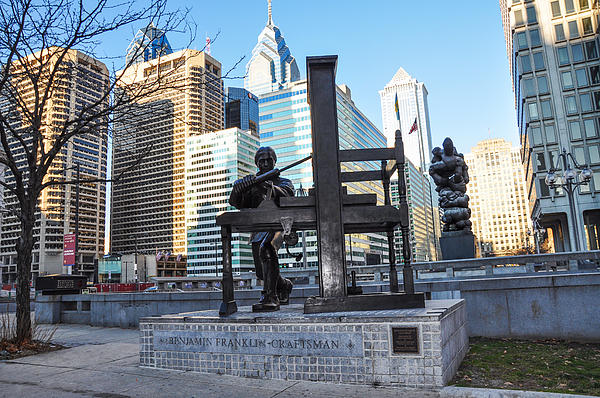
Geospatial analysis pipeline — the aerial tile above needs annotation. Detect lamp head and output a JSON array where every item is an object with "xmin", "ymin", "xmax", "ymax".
[
  {"xmin": 580, "ymin": 167, "xmax": 593, "ymax": 183},
  {"xmin": 545, "ymin": 171, "xmax": 557, "ymax": 187}
]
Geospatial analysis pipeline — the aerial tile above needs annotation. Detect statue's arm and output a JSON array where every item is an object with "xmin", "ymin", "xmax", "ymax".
[
  {"xmin": 229, "ymin": 175, "xmax": 255, "ymax": 209},
  {"xmin": 271, "ymin": 178, "xmax": 294, "ymax": 198}
]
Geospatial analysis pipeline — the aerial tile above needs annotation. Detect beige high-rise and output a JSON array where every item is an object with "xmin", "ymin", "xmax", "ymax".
[
  {"xmin": 465, "ymin": 138, "xmax": 532, "ymax": 256},
  {"xmin": 110, "ymin": 49, "xmax": 224, "ymax": 275},
  {"xmin": 0, "ymin": 48, "xmax": 109, "ymax": 282}
]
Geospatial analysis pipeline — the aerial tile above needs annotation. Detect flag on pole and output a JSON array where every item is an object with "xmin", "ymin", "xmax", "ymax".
[
  {"xmin": 408, "ymin": 117, "xmax": 418, "ymax": 134},
  {"xmin": 394, "ymin": 93, "xmax": 400, "ymax": 121}
]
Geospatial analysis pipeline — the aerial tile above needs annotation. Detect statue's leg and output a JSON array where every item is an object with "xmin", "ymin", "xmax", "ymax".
[
  {"xmin": 267, "ymin": 231, "xmax": 293, "ymax": 305},
  {"xmin": 252, "ymin": 237, "xmax": 280, "ymax": 312},
  {"xmin": 251, "ymin": 242, "xmax": 266, "ymax": 305}
]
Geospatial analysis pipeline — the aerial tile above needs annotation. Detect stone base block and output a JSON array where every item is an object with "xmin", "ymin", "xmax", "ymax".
[
  {"xmin": 440, "ymin": 231, "xmax": 476, "ymax": 260},
  {"xmin": 139, "ymin": 299, "xmax": 468, "ymax": 389}
]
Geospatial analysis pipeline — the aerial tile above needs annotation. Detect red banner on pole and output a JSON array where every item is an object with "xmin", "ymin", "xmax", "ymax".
[{"xmin": 63, "ymin": 233, "xmax": 76, "ymax": 267}]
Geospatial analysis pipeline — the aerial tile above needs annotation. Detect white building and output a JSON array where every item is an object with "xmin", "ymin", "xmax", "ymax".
[
  {"xmin": 244, "ymin": 0, "xmax": 300, "ymax": 96},
  {"xmin": 465, "ymin": 138, "xmax": 532, "ymax": 256},
  {"xmin": 379, "ymin": 67, "xmax": 433, "ymax": 172},
  {"xmin": 185, "ymin": 128, "xmax": 259, "ymax": 275}
]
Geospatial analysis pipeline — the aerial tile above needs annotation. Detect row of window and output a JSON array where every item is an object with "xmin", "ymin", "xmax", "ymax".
[{"xmin": 529, "ymin": 117, "xmax": 599, "ymax": 146}]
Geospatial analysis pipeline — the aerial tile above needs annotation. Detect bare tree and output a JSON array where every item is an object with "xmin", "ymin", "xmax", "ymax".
[{"xmin": 0, "ymin": 0, "xmax": 238, "ymax": 343}]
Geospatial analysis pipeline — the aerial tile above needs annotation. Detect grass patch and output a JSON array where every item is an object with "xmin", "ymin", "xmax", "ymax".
[{"xmin": 452, "ymin": 337, "xmax": 600, "ymax": 395}]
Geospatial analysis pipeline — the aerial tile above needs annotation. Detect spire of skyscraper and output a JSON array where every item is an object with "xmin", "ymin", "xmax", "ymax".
[{"xmin": 268, "ymin": 0, "xmax": 273, "ymax": 26}]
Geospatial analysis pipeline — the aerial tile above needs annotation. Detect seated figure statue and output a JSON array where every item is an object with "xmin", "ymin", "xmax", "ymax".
[{"xmin": 228, "ymin": 146, "xmax": 295, "ymax": 312}]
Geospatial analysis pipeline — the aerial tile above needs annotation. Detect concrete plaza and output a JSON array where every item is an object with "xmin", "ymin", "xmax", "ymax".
[{"xmin": 0, "ymin": 323, "xmax": 595, "ymax": 398}]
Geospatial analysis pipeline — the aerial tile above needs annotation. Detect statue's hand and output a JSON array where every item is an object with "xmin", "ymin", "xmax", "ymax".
[{"xmin": 234, "ymin": 174, "xmax": 256, "ymax": 192}]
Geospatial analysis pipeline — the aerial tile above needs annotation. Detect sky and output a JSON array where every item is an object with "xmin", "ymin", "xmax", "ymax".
[{"xmin": 102, "ymin": 0, "xmax": 520, "ymax": 153}]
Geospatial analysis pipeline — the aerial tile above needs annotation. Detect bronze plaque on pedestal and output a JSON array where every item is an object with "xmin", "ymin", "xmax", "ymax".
[{"xmin": 391, "ymin": 327, "xmax": 419, "ymax": 354}]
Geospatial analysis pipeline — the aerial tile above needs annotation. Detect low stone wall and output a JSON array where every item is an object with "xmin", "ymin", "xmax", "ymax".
[{"xmin": 36, "ymin": 272, "xmax": 600, "ymax": 341}]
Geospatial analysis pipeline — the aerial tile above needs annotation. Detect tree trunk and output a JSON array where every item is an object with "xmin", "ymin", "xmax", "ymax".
[{"xmin": 15, "ymin": 204, "xmax": 35, "ymax": 344}]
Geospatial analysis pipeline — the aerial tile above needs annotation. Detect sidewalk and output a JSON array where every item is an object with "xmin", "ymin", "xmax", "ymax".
[{"xmin": 0, "ymin": 324, "xmax": 596, "ymax": 398}]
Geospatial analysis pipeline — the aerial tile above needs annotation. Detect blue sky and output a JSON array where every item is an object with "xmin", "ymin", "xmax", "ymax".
[{"xmin": 104, "ymin": 0, "xmax": 519, "ymax": 152}]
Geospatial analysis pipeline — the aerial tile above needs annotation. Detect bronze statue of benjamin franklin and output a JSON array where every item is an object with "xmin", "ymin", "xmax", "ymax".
[{"xmin": 228, "ymin": 146, "xmax": 294, "ymax": 312}]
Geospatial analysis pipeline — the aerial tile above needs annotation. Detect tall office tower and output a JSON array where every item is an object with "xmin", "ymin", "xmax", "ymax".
[
  {"xmin": 126, "ymin": 23, "xmax": 173, "ymax": 65},
  {"xmin": 0, "ymin": 49, "xmax": 109, "ymax": 283},
  {"xmin": 465, "ymin": 138, "xmax": 532, "ymax": 256},
  {"xmin": 380, "ymin": 68, "xmax": 439, "ymax": 261},
  {"xmin": 379, "ymin": 67, "xmax": 433, "ymax": 172},
  {"xmin": 499, "ymin": 0, "xmax": 600, "ymax": 251},
  {"xmin": 185, "ymin": 128, "xmax": 259, "ymax": 275},
  {"xmin": 225, "ymin": 87, "xmax": 259, "ymax": 136},
  {"xmin": 111, "ymin": 48, "xmax": 224, "ymax": 272},
  {"xmin": 259, "ymin": 81, "xmax": 389, "ymax": 267},
  {"xmin": 244, "ymin": 0, "xmax": 300, "ymax": 96}
]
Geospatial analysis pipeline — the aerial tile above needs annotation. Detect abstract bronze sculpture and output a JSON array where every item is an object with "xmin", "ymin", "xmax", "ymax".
[
  {"xmin": 429, "ymin": 137, "xmax": 471, "ymax": 232},
  {"xmin": 430, "ymin": 137, "xmax": 476, "ymax": 259}
]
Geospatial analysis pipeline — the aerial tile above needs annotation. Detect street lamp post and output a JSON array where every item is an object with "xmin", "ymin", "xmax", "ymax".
[{"xmin": 545, "ymin": 148, "xmax": 593, "ymax": 252}]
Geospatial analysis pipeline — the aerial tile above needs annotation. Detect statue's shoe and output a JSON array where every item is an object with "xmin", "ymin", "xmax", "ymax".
[
  {"xmin": 278, "ymin": 278, "xmax": 293, "ymax": 305},
  {"xmin": 252, "ymin": 295, "xmax": 280, "ymax": 312}
]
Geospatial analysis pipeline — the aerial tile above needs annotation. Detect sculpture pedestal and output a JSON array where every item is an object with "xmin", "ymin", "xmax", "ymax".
[
  {"xmin": 439, "ymin": 231, "xmax": 476, "ymax": 260},
  {"xmin": 139, "ymin": 300, "xmax": 468, "ymax": 389}
]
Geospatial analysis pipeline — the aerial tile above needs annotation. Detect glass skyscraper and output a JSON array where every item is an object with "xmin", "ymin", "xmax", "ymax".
[
  {"xmin": 185, "ymin": 128, "xmax": 259, "ymax": 275},
  {"xmin": 259, "ymin": 81, "xmax": 389, "ymax": 267},
  {"xmin": 244, "ymin": 0, "xmax": 300, "ymax": 96},
  {"xmin": 125, "ymin": 23, "xmax": 173, "ymax": 65},
  {"xmin": 499, "ymin": 0, "xmax": 600, "ymax": 251},
  {"xmin": 225, "ymin": 87, "xmax": 259, "ymax": 136}
]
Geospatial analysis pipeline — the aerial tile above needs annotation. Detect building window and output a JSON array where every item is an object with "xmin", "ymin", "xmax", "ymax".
[
  {"xmin": 545, "ymin": 124, "xmax": 557, "ymax": 143},
  {"xmin": 595, "ymin": 92, "xmax": 600, "ymax": 110},
  {"xmin": 533, "ymin": 52, "xmax": 546, "ymax": 70},
  {"xmin": 589, "ymin": 145, "xmax": 600, "ymax": 164},
  {"xmin": 557, "ymin": 47, "xmax": 570, "ymax": 65},
  {"xmin": 565, "ymin": 0, "xmax": 576, "ymax": 13},
  {"xmin": 568, "ymin": 21, "xmax": 579, "ymax": 39},
  {"xmin": 579, "ymin": 0, "xmax": 590, "ymax": 10},
  {"xmin": 576, "ymin": 68, "xmax": 589, "ymax": 87},
  {"xmin": 580, "ymin": 93, "xmax": 593, "ymax": 112},
  {"xmin": 536, "ymin": 152, "xmax": 547, "ymax": 171},
  {"xmin": 562, "ymin": 70, "xmax": 574, "ymax": 89},
  {"xmin": 537, "ymin": 76, "xmax": 549, "ymax": 94},
  {"xmin": 530, "ymin": 29, "xmax": 541, "ymax": 47},
  {"xmin": 528, "ymin": 102, "xmax": 539, "ymax": 120},
  {"xmin": 572, "ymin": 43, "xmax": 585, "ymax": 63},
  {"xmin": 555, "ymin": 24, "xmax": 566, "ymax": 41},
  {"xmin": 517, "ymin": 32, "xmax": 528, "ymax": 50},
  {"xmin": 539, "ymin": 178, "xmax": 551, "ymax": 197},
  {"xmin": 565, "ymin": 95, "xmax": 578, "ymax": 114},
  {"xmin": 515, "ymin": 10, "xmax": 524, "ymax": 26},
  {"xmin": 551, "ymin": 1, "xmax": 562, "ymax": 17},
  {"xmin": 531, "ymin": 126, "xmax": 543, "ymax": 145},
  {"xmin": 533, "ymin": 52, "xmax": 545, "ymax": 70},
  {"xmin": 523, "ymin": 78, "xmax": 535, "ymax": 96},
  {"xmin": 574, "ymin": 146, "xmax": 586, "ymax": 165},
  {"xmin": 570, "ymin": 120, "xmax": 582, "ymax": 139},
  {"xmin": 591, "ymin": 66, "xmax": 600, "ymax": 85},
  {"xmin": 520, "ymin": 54, "xmax": 533, "ymax": 73},
  {"xmin": 584, "ymin": 118, "xmax": 597, "ymax": 138},
  {"xmin": 541, "ymin": 99, "xmax": 553, "ymax": 118},
  {"xmin": 526, "ymin": 6, "xmax": 537, "ymax": 24},
  {"xmin": 582, "ymin": 17, "xmax": 593, "ymax": 35},
  {"xmin": 585, "ymin": 41, "xmax": 598, "ymax": 60},
  {"xmin": 549, "ymin": 150, "xmax": 560, "ymax": 169}
]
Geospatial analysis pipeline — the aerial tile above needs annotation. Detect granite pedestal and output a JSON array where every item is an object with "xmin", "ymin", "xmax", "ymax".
[
  {"xmin": 139, "ymin": 299, "xmax": 467, "ymax": 389},
  {"xmin": 439, "ymin": 231, "xmax": 476, "ymax": 260}
]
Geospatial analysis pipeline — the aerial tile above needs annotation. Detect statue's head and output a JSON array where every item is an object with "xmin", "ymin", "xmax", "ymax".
[
  {"xmin": 255, "ymin": 146, "xmax": 277, "ymax": 174},
  {"xmin": 432, "ymin": 147, "xmax": 442, "ymax": 159},
  {"xmin": 442, "ymin": 137, "xmax": 454, "ymax": 156}
]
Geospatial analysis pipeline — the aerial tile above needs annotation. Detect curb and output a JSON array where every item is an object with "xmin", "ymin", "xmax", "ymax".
[{"xmin": 440, "ymin": 386, "xmax": 598, "ymax": 398}]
